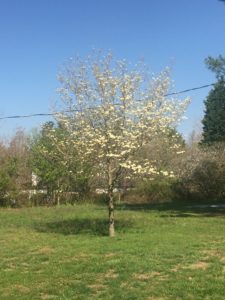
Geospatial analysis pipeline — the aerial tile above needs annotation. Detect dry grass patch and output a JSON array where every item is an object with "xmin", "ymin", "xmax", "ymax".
[
  {"xmin": 88, "ymin": 284, "xmax": 106, "ymax": 290},
  {"xmin": 40, "ymin": 294, "xmax": 58, "ymax": 300},
  {"xmin": 12, "ymin": 284, "xmax": 30, "ymax": 294},
  {"xmin": 202, "ymin": 249, "xmax": 225, "ymax": 263},
  {"xmin": 3, "ymin": 256, "xmax": 17, "ymax": 262},
  {"xmin": 147, "ymin": 297, "xmax": 167, "ymax": 300},
  {"xmin": 62, "ymin": 253, "xmax": 92, "ymax": 263},
  {"xmin": 74, "ymin": 253, "xmax": 95, "ymax": 262},
  {"xmin": 171, "ymin": 264, "xmax": 182, "ymax": 272},
  {"xmin": 220, "ymin": 256, "xmax": 225, "ymax": 263},
  {"xmin": 33, "ymin": 246, "xmax": 55, "ymax": 255},
  {"xmin": 134, "ymin": 271, "xmax": 163, "ymax": 281},
  {"xmin": 134, "ymin": 273, "xmax": 152, "ymax": 280},
  {"xmin": 21, "ymin": 262, "xmax": 30, "ymax": 267},
  {"xmin": 104, "ymin": 252, "xmax": 118, "ymax": 258},
  {"xmin": 4, "ymin": 262, "xmax": 16, "ymax": 271},
  {"xmin": 1, "ymin": 288, "xmax": 12, "ymax": 298},
  {"xmin": 202, "ymin": 249, "xmax": 221, "ymax": 257},
  {"xmin": 120, "ymin": 281, "xmax": 129, "ymax": 287},
  {"xmin": 104, "ymin": 269, "xmax": 119, "ymax": 279},
  {"xmin": 171, "ymin": 261, "xmax": 209, "ymax": 272},
  {"xmin": 186, "ymin": 261, "xmax": 209, "ymax": 270}
]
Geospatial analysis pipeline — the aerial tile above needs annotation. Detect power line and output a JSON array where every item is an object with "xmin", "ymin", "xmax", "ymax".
[
  {"xmin": 165, "ymin": 83, "xmax": 215, "ymax": 96},
  {"xmin": 0, "ymin": 83, "xmax": 215, "ymax": 121}
]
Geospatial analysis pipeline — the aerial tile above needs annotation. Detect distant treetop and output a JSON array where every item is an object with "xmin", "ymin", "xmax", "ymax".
[{"xmin": 205, "ymin": 55, "xmax": 225, "ymax": 80}]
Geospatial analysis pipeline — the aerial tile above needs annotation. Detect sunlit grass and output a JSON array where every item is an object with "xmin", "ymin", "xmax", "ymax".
[{"xmin": 1, "ymin": 203, "xmax": 225, "ymax": 299}]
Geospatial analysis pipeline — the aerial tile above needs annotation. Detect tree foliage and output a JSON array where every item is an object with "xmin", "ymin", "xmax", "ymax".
[
  {"xmin": 176, "ymin": 142, "xmax": 225, "ymax": 202},
  {"xmin": 205, "ymin": 55, "xmax": 225, "ymax": 80},
  {"xmin": 30, "ymin": 121, "xmax": 91, "ymax": 205},
  {"xmin": 0, "ymin": 129, "xmax": 31, "ymax": 206},
  {"xmin": 30, "ymin": 122, "xmax": 65, "ymax": 203}
]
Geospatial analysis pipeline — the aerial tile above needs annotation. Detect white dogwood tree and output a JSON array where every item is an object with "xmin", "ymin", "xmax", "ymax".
[{"xmin": 49, "ymin": 52, "xmax": 189, "ymax": 236}]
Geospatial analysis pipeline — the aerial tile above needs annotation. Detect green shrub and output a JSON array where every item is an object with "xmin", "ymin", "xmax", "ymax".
[
  {"xmin": 176, "ymin": 158, "xmax": 225, "ymax": 202},
  {"xmin": 124, "ymin": 178, "xmax": 176, "ymax": 204}
]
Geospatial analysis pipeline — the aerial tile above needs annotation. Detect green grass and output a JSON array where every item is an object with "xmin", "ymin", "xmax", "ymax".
[{"xmin": 1, "ymin": 203, "xmax": 225, "ymax": 299}]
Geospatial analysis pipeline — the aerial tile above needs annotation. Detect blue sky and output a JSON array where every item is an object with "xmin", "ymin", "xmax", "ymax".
[{"xmin": 0, "ymin": 0, "xmax": 225, "ymax": 139}]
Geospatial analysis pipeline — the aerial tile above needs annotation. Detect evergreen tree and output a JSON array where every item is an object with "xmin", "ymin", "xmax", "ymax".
[
  {"xmin": 201, "ymin": 55, "xmax": 225, "ymax": 144},
  {"xmin": 202, "ymin": 80, "xmax": 225, "ymax": 143},
  {"xmin": 204, "ymin": 55, "xmax": 225, "ymax": 80}
]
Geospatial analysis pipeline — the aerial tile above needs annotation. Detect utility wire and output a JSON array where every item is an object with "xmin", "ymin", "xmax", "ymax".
[
  {"xmin": 0, "ymin": 83, "xmax": 215, "ymax": 121},
  {"xmin": 165, "ymin": 83, "xmax": 215, "ymax": 96}
]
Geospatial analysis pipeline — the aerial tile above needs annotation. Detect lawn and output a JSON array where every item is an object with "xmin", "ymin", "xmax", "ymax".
[{"xmin": 1, "ymin": 203, "xmax": 225, "ymax": 299}]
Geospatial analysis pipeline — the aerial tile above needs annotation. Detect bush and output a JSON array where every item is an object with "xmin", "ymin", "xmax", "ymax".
[
  {"xmin": 176, "ymin": 161, "xmax": 225, "ymax": 202},
  {"xmin": 124, "ymin": 178, "xmax": 176, "ymax": 204},
  {"xmin": 175, "ymin": 143, "xmax": 225, "ymax": 202}
]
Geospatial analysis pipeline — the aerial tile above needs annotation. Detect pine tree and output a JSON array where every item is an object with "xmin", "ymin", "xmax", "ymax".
[
  {"xmin": 202, "ymin": 80, "xmax": 225, "ymax": 143},
  {"xmin": 201, "ymin": 55, "xmax": 225, "ymax": 144}
]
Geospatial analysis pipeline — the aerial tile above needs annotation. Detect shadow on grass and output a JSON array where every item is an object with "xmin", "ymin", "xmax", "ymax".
[
  {"xmin": 34, "ymin": 217, "xmax": 133, "ymax": 236},
  {"xmin": 119, "ymin": 202, "xmax": 225, "ymax": 218}
]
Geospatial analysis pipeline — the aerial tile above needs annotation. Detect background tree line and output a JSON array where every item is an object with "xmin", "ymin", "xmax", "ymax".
[{"xmin": 0, "ymin": 54, "xmax": 225, "ymax": 211}]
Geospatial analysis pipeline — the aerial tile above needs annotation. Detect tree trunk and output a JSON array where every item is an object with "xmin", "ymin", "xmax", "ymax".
[
  {"xmin": 108, "ymin": 190, "xmax": 115, "ymax": 237},
  {"xmin": 57, "ymin": 192, "xmax": 60, "ymax": 206},
  {"xmin": 108, "ymin": 165, "xmax": 115, "ymax": 237},
  {"xmin": 57, "ymin": 180, "xmax": 60, "ymax": 206}
]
